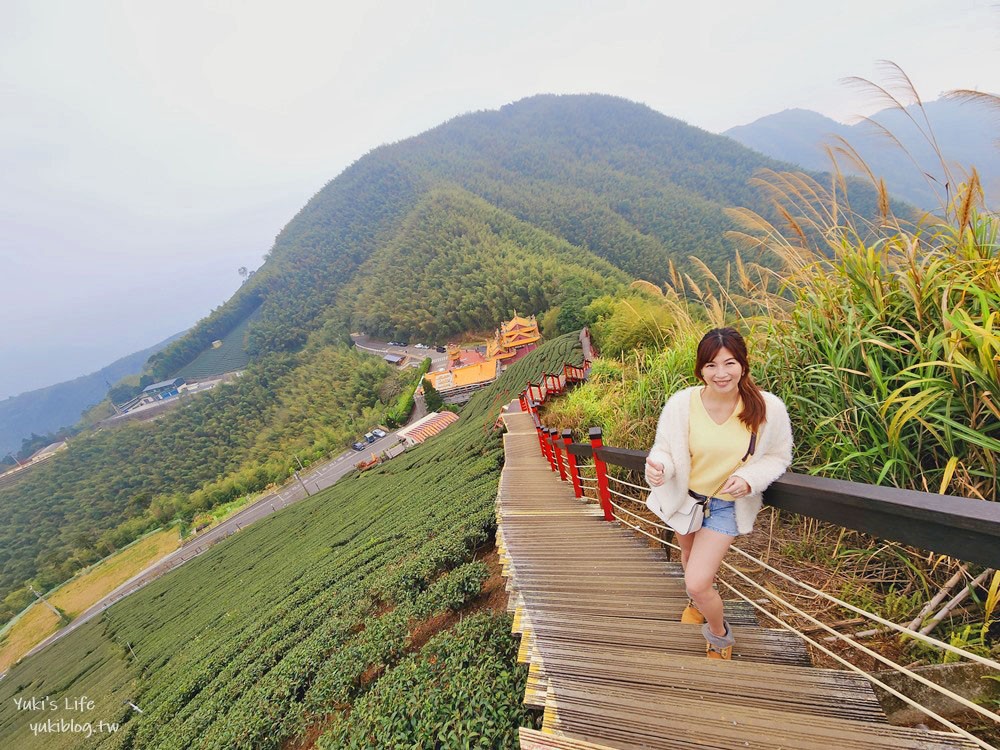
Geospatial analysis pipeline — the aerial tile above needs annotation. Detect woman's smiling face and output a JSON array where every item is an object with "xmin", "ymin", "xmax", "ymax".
[{"xmin": 700, "ymin": 346, "xmax": 743, "ymax": 396}]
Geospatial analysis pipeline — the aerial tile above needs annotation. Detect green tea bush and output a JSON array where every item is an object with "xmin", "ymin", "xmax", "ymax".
[
  {"xmin": 316, "ymin": 613, "xmax": 537, "ymax": 750},
  {"xmin": 0, "ymin": 332, "xmax": 581, "ymax": 749}
]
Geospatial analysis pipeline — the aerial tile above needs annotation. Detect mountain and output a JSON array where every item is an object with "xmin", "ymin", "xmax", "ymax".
[
  {"xmin": 0, "ymin": 94, "xmax": 885, "ymax": 624},
  {"xmin": 724, "ymin": 99, "xmax": 1000, "ymax": 211},
  {"xmin": 152, "ymin": 93, "xmax": 886, "ymax": 379},
  {"xmin": 0, "ymin": 332, "xmax": 184, "ymax": 456}
]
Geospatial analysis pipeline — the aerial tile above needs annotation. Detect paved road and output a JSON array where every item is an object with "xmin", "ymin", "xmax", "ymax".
[
  {"xmin": 13, "ymin": 429, "xmax": 404, "ymax": 667},
  {"xmin": 7, "ymin": 337, "xmax": 437, "ymax": 671},
  {"xmin": 351, "ymin": 334, "xmax": 450, "ymax": 371}
]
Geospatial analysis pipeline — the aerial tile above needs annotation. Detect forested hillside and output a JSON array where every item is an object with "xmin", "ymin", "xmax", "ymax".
[
  {"xmin": 347, "ymin": 188, "xmax": 629, "ymax": 341},
  {"xmin": 153, "ymin": 94, "xmax": 868, "ymax": 379},
  {"xmin": 0, "ymin": 94, "xmax": 883, "ymax": 628},
  {"xmin": 0, "ymin": 332, "xmax": 182, "ymax": 457},
  {"xmin": 0, "ymin": 334, "xmax": 585, "ymax": 750}
]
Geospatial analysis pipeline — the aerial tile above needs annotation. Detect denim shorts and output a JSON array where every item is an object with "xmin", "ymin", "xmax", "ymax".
[{"xmin": 701, "ymin": 497, "xmax": 739, "ymax": 536}]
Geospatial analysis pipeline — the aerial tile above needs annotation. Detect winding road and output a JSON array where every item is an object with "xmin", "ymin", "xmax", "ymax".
[{"xmin": 6, "ymin": 336, "xmax": 438, "ymax": 671}]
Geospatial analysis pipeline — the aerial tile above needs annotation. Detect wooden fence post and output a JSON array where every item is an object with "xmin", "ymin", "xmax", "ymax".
[
  {"xmin": 543, "ymin": 428, "xmax": 556, "ymax": 473},
  {"xmin": 531, "ymin": 409, "xmax": 549, "ymax": 461},
  {"xmin": 590, "ymin": 427, "xmax": 614, "ymax": 521},
  {"xmin": 563, "ymin": 429, "xmax": 582, "ymax": 498},
  {"xmin": 551, "ymin": 428, "xmax": 568, "ymax": 481}
]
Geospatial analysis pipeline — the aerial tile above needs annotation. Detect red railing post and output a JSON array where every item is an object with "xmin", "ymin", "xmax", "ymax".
[
  {"xmin": 590, "ymin": 427, "xmax": 614, "ymax": 521},
  {"xmin": 563, "ymin": 429, "xmax": 582, "ymax": 498},
  {"xmin": 552, "ymin": 428, "xmax": 568, "ymax": 481},
  {"xmin": 539, "ymin": 424, "xmax": 556, "ymax": 470},
  {"xmin": 544, "ymin": 428, "xmax": 558, "ymax": 473},
  {"xmin": 518, "ymin": 391, "xmax": 527, "ymax": 412},
  {"xmin": 531, "ymin": 409, "xmax": 548, "ymax": 460}
]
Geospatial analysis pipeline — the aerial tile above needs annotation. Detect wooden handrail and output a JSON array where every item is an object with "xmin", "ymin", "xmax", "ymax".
[
  {"xmin": 516, "ymin": 331, "xmax": 999, "ymax": 568},
  {"xmin": 548, "ymin": 434, "xmax": 1000, "ymax": 568}
]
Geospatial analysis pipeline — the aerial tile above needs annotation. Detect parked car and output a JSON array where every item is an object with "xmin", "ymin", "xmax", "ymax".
[
  {"xmin": 372, "ymin": 428, "xmax": 387, "ymax": 438},
  {"xmin": 435, "ymin": 346, "xmax": 446, "ymax": 353},
  {"xmin": 352, "ymin": 442, "xmax": 366, "ymax": 451},
  {"xmin": 364, "ymin": 432, "xmax": 376, "ymax": 443},
  {"xmin": 415, "ymin": 343, "xmax": 427, "ymax": 349}
]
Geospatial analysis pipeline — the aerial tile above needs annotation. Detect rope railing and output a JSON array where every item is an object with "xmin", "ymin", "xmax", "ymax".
[
  {"xmin": 607, "ymin": 474, "xmax": 653, "ymax": 495},
  {"xmin": 514, "ymin": 358, "xmax": 1000, "ymax": 739},
  {"xmin": 598, "ymin": 472, "xmax": 1000, "ymax": 670},
  {"xmin": 607, "ymin": 511, "xmax": 998, "ymax": 749}
]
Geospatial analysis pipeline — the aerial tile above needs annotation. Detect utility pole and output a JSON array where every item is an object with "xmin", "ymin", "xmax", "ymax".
[
  {"xmin": 29, "ymin": 585, "xmax": 64, "ymax": 621},
  {"xmin": 292, "ymin": 455, "xmax": 311, "ymax": 496},
  {"xmin": 293, "ymin": 470, "xmax": 311, "ymax": 497}
]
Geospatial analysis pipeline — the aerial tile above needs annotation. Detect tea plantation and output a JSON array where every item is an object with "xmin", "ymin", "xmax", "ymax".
[
  {"xmin": 0, "ymin": 333, "xmax": 584, "ymax": 749},
  {"xmin": 175, "ymin": 306, "xmax": 261, "ymax": 380}
]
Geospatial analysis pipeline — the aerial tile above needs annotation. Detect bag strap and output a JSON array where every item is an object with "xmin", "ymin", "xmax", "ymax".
[{"xmin": 709, "ymin": 431, "xmax": 758, "ymax": 499}]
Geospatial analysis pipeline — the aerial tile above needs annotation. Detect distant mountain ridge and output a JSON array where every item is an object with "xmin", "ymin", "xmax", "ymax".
[
  {"xmin": 724, "ymin": 99, "xmax": 1000, "ymax": 211},
  {"xmin": 0, "ymin": 93, "xmax": 888, "ymax": 624},
  {"xmin": 151, "ymin": 93, "xmax": 888, "ymax": 379},
  {"xmin": 0, "ymin": 332, "xmax": 183, "ymax": 456}
]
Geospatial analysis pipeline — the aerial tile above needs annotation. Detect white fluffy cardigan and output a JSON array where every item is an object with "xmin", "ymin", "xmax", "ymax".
[{"xmin": 645, "ymin": 386, "xmax": 794, "ymax": 535}]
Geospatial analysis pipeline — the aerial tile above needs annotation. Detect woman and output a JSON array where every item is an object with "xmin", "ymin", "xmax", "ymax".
[{"xmin": 645, "ymin": 327, "xmax": 792, "ymax": 659}]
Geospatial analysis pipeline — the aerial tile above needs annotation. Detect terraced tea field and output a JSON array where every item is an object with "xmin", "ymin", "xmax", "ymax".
[
  {"xmin": 0, "ymin": 333, "xmax": 583, "ymax": 749},
  {"xmin": 175, "ymin": 307, "xmax": 261, "ymax": 380}
]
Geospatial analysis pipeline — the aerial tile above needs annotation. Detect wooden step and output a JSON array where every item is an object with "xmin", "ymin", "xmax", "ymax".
[
  {"xmin": 542, "ymin": 676, "xmax": 978, "ymax": 749},
  {"xmin": 526, "ymin": 641, "xmax": 885, "ymax": 722},
  {"xmin": 520, "ymin": 728, "xmax": 619, "ymax": 750},
  {"xmin": 510, "ymin": 593, "xmax": 760, "ymax": 628},
  {"xmin": 522, "ymin": 614, "xmax": 812, "ymax": 667}
]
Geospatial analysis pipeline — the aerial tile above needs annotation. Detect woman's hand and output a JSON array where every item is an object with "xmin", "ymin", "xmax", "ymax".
[
  {"xmin": 645, "ymin": 459, "xmax": 665, "ymax": 487},
  {"xmin": 721, "ymin": 476, "xmax": 751, "ymax": 498}
]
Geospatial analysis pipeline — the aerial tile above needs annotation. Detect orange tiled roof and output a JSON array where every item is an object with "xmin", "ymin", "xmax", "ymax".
[{"xmin": 398, "ymin": 411, "xmax": 460, "ymax": 444}]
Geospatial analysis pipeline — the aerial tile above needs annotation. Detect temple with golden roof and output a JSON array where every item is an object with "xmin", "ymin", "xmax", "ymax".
[
  {"xmin": 486, "ymin": 312, "xmax": 540, "ymax": 361},
  {"xmin": 425, "ymin": 313, "xmax": 542, "ymax": 404}
]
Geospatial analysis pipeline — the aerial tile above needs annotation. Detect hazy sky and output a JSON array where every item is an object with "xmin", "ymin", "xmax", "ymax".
[{"xmin": 1, "ymin": 0, "xmax": 998, "ymax": 401}]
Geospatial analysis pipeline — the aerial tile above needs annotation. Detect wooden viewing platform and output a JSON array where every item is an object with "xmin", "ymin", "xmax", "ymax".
[{"xmin": 498, "ymin": 407, "xmax": 980, "ymax": 750}]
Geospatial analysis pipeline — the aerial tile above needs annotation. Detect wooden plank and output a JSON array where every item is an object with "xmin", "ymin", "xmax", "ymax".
[
  {"xmin": 520, "ymin": 727, "xmax": 619, "ymax": 750},
  {"xmin": 501, "ymin": 408, "xmax": 976, "ymax": 750},
  {"xmin": 543, "ymin": 678, "xmax": 979, "ymax": 750},
  {"xmin": 524, "ymin": 618, "xmax": 812, "ymax": 667},
  {"xmin": 529, "ymin": 642, "xmax": 885, "ymax": 722}
]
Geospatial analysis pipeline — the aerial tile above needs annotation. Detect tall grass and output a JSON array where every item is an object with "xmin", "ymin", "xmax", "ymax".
[
  {"xmin": 543, "ymin": 84, "xmax": 999, "ymax": 662},
  {"xmin": 553, "ymin": 123, "xmax": 999, "ymax": 501}
]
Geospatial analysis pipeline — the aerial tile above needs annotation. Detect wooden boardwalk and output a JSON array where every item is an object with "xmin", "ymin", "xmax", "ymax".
[{"xmin": 498, "ymin": 409, "xmax": 979, "ymax": 750}]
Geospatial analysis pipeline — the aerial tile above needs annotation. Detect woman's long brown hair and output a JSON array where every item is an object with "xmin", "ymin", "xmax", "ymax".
[{"xmin": 694, "ymin": 327, "xmax": 767, "ymax": 433}]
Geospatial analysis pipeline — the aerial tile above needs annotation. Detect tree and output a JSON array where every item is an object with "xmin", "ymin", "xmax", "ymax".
[{"xmin": 423, "ymin": 378, "xmax": 444, "ymax": 412}]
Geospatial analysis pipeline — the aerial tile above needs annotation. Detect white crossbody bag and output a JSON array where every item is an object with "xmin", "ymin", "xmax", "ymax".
[{"xmin": 659, "ymin": 432, "xmax": 757, "ymax": 535}]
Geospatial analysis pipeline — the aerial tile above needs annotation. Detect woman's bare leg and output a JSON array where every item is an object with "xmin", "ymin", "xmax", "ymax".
[
  {"xmin": 684, "ymin": 528, "xmax": 735, "ymax": 636},
  {"xmin": 675, "ymin": 530, "xmax": 696, "ymax": 572}
]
